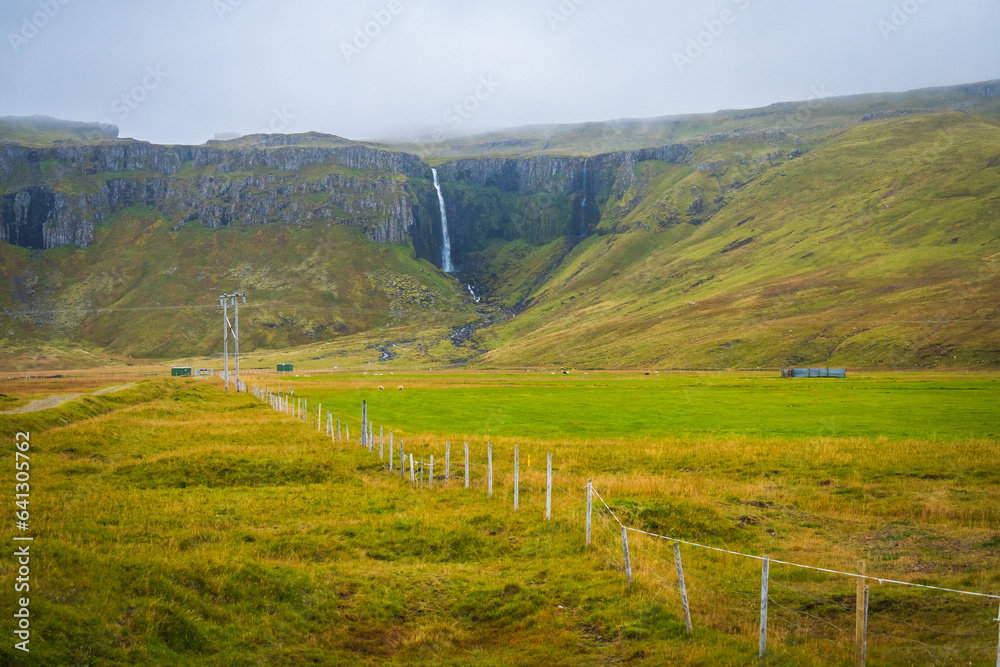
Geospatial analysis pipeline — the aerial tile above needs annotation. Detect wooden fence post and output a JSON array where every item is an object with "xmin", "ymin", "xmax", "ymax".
[
  {"xmin": 346, "ymin": 423, "xmax": 350, "ymax": 442},
  {"xmin": 400, "ymin": 441, "xmax": 405, "ymax": 479},
  {"xmin": 410, "ymin": 453, "xmax": 415, "ymax": 487},
  {"xmin": 465, "ymin": 442, "xmax": 469, "ymax": 489},
  {"xmin": 586, "ymin": 480, "xmax": 592, "ymax": 548},
  {"xmin": 514, "ymin": 445, "xmax": 519, "ymax": 511},
  {"xmin": 337, "ymin": 418, "xmax": 341, "ymax": 441},
  {"xmin": 621, "ymin": 526, "xmax": 632, "ymax": 586},
  {"xmin": 430, "ymin": 455, "xmax": 434, "ymax": 489},
  {"xmin": 546, "ymin": 453, "xmax": 552, "ymax": 521},
  {"xmin": 487, "ymin": 442, "xmax": 493, "ymax": 498},
  {"xmin": 673, "ymin": 542, "xmax": 693, "ymax": 634},
  {"xmin": 856, "ymin": 560, "xmax": 866, "ymax": 667},
  {"xmin": 445, "ymin": 441, "xmax": 450, "ymax": 487},
  {"xmin": 380, "ymin": 426, "xmax": 384, "ymax": 460},
  {"xmin": 368, "ymin": 422, "xmax": 373, "ymax": 453},
  {"xmin": 304, "ymin": 399, "xmax": 307, "ymax": 424},
  {"xmin": 389, "ymin": 431, "xmax": 394, "ymax": 470},
  {"xmin": 759, "ymin": 555, "xmax": 770, "ymax": 658}
]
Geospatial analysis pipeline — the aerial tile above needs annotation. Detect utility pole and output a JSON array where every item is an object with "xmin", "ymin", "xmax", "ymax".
[{"xmin": 220, "ymin": 293, "xmax": 246, "ymax": 391}]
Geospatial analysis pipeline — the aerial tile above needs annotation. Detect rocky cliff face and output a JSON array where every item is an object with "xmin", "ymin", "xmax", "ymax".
[
  {"xmin": 436, "ymin": 144, "xmax": 691, "ymax": 197},
  {"xmin": 0, "ymin": 134, "xmax": 697, "ymax": 270},
  {"xmin": 2, "ymin": 141, "xmax": 427, "ymax": 178},
  {"xmin": 0, "ymin": 139, "xmax": 433, "ymax": 251},
  {"xmin": 432, "ymin": 144, "xmax": 693, "ymax": 260}
]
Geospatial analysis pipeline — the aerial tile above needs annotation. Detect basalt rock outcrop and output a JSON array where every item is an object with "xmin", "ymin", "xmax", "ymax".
[
  {"xmin": 0, "ymin": 139, "xmax": 435, "ymax": 252},
  {"xmin": 431, "ymin": 143, "xmax": 693, "ymax": 259},
  {"xmin": 0, "ymin": 134, "xmax": 699, "ymax": 270}
]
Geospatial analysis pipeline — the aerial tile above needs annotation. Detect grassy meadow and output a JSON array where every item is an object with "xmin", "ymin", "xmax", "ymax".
[{"xmin": 1, "ymin": 370, "xmax": 999, "ymax": 665}]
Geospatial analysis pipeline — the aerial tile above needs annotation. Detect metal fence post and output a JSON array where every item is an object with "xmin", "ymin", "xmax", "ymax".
[
  {"xmin": 546, "ymin": 453, "xmax": 552, "ymax": 521},
  {"xmin": 759, "ymin": 555, "xmax": 770, "ymax": 658},
  {"xmin": 513, "ymin": 445, "xmax": 519, "ymax": 511},
  {"xmin": 586, "ymin": 480, "xmax": 592, "ymax": 548},
  {"xmin": 856, "ymin": 560, "xmax": 866, "ymax": 667},
  {"xmin": 674, "ymin": 543, "xmax": 693, "ymax": 634},
  {"xmin": 622, "ymin": 526, "xmax": 632, "ymax": 586}
]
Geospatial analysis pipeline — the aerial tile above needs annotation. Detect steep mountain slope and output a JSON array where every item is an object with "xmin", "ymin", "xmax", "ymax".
[
  {"xmin": 2, "ymin": 83, "xmax": 999, "ymax": 370},
  {"xmin": 471, "ymin": 113, "xmax": 1000, "ymax": 368},
  {"xmin": 0, "ymin": 208, "xmax": 475, "ymax": 359}
]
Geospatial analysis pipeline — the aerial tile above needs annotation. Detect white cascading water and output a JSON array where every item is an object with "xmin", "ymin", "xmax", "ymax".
[
  {"xmin": 431, "ymin": 168, "xmax": 454, "ymax": 273},
  {"xmin": 579, "ymin": 157, "xmax": 588, "ymax": 235}
]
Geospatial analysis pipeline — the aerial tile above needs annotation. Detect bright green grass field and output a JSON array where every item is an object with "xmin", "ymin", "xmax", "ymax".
[
  {"xmin": 2, "ymin": 372, "xmax": 998, "ymax": 665},
  {"xmin": 293, "ymin": 371, "xmax": 1000, "ymax": 442}
]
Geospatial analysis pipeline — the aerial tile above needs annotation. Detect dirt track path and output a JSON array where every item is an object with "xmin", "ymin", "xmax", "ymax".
[
  {"xmin": 0, "ymin": 394, "xmax": 81, "ymax": 414},
  {"xmin": 93, "ymin": 383, "xmax": 137, "ymax": 395},
  {"xmin": 0, "ymin": 383, "xmax": 137, "ymax": 414}
]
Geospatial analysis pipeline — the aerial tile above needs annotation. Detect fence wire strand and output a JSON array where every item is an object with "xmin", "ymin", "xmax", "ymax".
[{"xmin": 255, "ymin": 388, "xmax": 1000, "ymax": 661}]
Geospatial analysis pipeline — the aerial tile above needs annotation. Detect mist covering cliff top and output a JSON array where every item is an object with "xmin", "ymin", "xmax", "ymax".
[{"xmin": 0, "ymin": 0, "xmax": 997, "ymax": 146}]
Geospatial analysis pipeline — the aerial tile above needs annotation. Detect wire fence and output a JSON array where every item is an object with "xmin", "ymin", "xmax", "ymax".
[{"xmin": 252, "ymin": 385, "xmax": 1000, "ymax": 664}]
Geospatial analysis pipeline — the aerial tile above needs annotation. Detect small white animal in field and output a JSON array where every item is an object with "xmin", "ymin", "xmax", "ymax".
[
  {"xmin": 398, "ymin": 385, "xmax": 403, "ymax": 391},
  {"xmin": 378, "ymin": 386, "xmax": 384, "ymax": 391}
]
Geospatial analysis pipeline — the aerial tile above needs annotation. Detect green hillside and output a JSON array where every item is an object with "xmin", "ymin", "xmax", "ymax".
[
  {"xmin": 387, "ymin": 80, "xmax": 1000, "ymax": 158},
  {"xmin": 0, "ymin": 208, "xmax": 477, "ymax": 362},
  {"xmin": 2, "ymin": 85, "xmax": 999, "ymax": 371},
  {"xmin": 0, "ymin": 115, "xmax": 119, "ymax": 146},
  {"xmin": 470, "ymin": 113, "xmax": 1000, "ymax": 369}
]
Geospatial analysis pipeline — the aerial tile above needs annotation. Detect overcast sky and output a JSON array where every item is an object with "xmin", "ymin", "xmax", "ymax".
[{"xmin": 1, "ymin": 0, "xmax": 997, "ymax": 146}]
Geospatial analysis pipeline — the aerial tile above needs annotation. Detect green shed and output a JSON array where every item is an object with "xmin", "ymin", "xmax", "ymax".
[
  {"xmin": 277, "ymin": 363, "xmax": 293, "ymax": 372},
  {"xmin": 171, "ymin": 367, "xmax": 192, "ymax": 377}
]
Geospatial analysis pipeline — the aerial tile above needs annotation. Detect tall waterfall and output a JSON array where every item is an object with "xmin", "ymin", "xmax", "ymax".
[
  {"xmin": 431, "ymin": 168, "xmax": 454, "ymax": 273},
  {"xmin": 579, "ymin": 157, "xmax": 589, "ymax": 236}
]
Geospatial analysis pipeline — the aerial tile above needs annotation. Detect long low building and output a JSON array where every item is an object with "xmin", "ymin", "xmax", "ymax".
[{"xmin": 781, "ymin": 368, "xmax": 847, "ymax": 378}]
